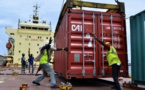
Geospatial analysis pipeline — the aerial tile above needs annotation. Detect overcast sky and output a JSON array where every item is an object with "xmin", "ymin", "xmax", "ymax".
[{"xmin": 0, "ymin": 0, "xmax": 145, "ymax": 62}]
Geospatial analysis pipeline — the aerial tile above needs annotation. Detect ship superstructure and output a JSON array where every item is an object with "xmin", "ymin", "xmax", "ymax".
[{"xmin": 6, "ymin": 4, "xmax": 54, "ymax": 64}]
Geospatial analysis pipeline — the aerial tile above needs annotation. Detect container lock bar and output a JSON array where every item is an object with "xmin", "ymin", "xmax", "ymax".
[
  {"xmin": 110, "ymin": 14, "xmax": 114, "ymax": 45},
  {"xmin": 101, "ymin": 13, "xmax": 105, "ymax": 76},
  {"xmin": 92, "ymin": 13, "xmax": 96, "ymax": 76},
  {"xmin": 82, "ymin": 12, "xmax": 85, "ymax": 76}
]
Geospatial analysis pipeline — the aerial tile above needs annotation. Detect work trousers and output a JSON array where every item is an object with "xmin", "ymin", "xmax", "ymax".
[
  {"xmin": 34, "ymin": 64, "xmax": 56, "ymax": 86},
  {"xmin": 21, "ymin": 65, "xmax": 25, "ymax": 74},
  {"xmin": 112, "ymin": 64, "xmax": 121, "ymax": 90},
  {"xmin": 36, "ymin": 65, "xmax": 42, "ymax": 75},
  {"xmin": 29, "ymin": 63, "xmax": 34, "ymax": 73}
]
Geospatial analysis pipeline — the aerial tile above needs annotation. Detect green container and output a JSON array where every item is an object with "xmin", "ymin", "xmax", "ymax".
[{"xmin": 130, "ymin": 10, "xmax": 145, "ymax": 85}]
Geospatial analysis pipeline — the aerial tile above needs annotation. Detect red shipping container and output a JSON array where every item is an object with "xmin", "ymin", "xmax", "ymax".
[{"xmin": 54, "ymin": 9, "xmax": 128, "ymax": 79}]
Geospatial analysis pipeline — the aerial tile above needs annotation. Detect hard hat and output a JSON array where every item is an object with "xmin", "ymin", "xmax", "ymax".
[
  {"xmin": 105, "ymin": 42, "xmax": 110, "ymax": 45},
  {"xmin": 22, "ymin": 53, "xmax": 25, "ymax": 55},
  {"xmin": 45, "ymin": 40, "xmax": 49, "ymax": 45}
]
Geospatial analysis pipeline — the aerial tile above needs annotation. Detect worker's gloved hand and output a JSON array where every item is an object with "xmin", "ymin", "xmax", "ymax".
[
  {"xmin": 57, "ymin": 48, "xmax": 63, "ymax": 51},
  {"xmin": 48, "ymin": 59, "xmax": 51, "ymax": 63},
  {"xmin": 64, "ymin": 47, "xmax": 68, "ymax": 51},
  {"xmin": 49, "ymin": 61, "xmax": 54, "ymax": 64}
]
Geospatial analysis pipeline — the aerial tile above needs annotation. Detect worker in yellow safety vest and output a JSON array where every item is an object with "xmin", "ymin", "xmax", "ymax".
[
  {"xmin": 92, "ymin": 33, "xmax": 121, "ymax": 90},
  {"xmin": 32, "ymin": 37, "xmax": 64, "ymax": 88}
]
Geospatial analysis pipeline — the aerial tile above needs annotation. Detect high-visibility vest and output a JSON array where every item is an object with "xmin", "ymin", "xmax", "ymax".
[
  {"xmin": 40, "ymin": 49, "xmax": 50, "ymax": 64},
  {"xmin": 106, "ymin": 46, "xmax": 121, "ymax": 66}
]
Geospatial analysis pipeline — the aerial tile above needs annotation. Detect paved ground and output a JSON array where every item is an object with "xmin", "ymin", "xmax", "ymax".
[{"xmin": 0, "ymin": 67, "xmax": 144, "ymax": 90}]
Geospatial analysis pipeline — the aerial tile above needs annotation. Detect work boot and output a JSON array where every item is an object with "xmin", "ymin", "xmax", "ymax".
[
  {"xmin": 51, "ymin": 85, "xmax": 59, "ymax": 88},
  {"xmin": 32, "ymin": 81, "xmax": 40, "ymax": 86}
]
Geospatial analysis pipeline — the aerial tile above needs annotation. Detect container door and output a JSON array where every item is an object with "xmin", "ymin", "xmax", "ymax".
[
  {"xmin": 69, "ymin": 11, "xmax": 98, "ymax": 78},
  {"xmin": 81, "ymin": 12, "xmax": 96, "ymax": 76},
  {"xmin": 97, "ymin": 13, "xmax": 128, "ymax": 77}
]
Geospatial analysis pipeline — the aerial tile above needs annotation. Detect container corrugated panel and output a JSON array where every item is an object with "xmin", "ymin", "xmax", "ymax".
[
  {"xmin": 54, "ymin": 9, "xmax": 128, "ymax": 79},
  {"xmin": 130, "ymin": 10, "xmax": 145, "ymax": 85}
]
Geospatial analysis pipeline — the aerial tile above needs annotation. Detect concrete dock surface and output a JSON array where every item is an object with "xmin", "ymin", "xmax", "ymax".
[{"xmin": 0, "ymin": 67, "xmax": 144, "ymax": 90}]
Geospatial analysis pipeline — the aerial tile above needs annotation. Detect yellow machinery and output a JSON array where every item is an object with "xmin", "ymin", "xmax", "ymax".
[{"xmin": 59, "ymin": 82, "xmax": 72, "ymax": 90}]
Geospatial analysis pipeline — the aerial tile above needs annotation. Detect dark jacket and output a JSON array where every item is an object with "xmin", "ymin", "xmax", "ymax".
[
  {"xmin": 28, "ymin": 55, "xmax": 34, "ymax": 64},
  {"xmin": 21, "ymin": 57, "xmax": 26, "ymax": 66}
]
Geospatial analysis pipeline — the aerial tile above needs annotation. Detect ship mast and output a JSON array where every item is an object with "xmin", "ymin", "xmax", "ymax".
[{"xmin": 33, "ymin": 4, "xmax": 39, "ymax": 24}]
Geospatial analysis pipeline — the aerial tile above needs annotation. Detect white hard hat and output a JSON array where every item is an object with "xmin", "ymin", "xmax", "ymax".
[{"xmin": 45, "ymin": 40, "xmax": 49, "ymax": 45}]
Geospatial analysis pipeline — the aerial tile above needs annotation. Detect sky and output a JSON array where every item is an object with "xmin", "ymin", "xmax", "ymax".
[{"xmin": 0, "ymin": 0, "xmax": 145, "ymax": 63}]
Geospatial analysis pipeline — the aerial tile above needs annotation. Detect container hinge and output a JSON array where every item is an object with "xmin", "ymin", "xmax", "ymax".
[
  {"xmin": 102, "ymin": 69, "xmax": 105, "ymax": 76},
  {"xmin": 82, "ymin": 69, "xmax": 85, "ymax": 76},
  {"xmin": 93, "ymin": 69, "xmax": 96, "ymax": 76}
]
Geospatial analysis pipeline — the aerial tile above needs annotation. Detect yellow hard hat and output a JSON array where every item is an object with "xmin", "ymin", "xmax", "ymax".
[{"xmin": 105, "ymin": 42, "xmax": 110, "ymax": 45}]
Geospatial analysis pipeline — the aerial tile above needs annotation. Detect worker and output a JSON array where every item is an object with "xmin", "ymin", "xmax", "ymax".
[
  {"xmin": 92, "ymin": 33, "xmax": 121, "ymax": 90},
  {"xmin": 28, "ymin": 48, "xmax": 34, "ymax": 74},
  {"xmin": 21, "ymin": 53, "xmax": 26, "ymax": 74},
  {"xmin": 35, "ymin": 45, "xmax": 68, "ymax": 76},
  {"xmin": 32, "ymin": 37, "xmax": 63, "ymax": 88}
]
